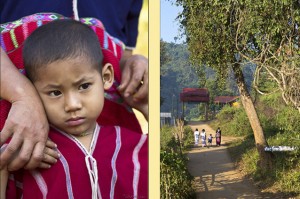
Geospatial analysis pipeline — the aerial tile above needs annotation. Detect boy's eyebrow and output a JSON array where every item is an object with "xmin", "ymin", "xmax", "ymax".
[
  {"xmin": 42, "ymin": 84, "xmax": 61, "ymax": 90},
  {"xmin": 40, "ymin": 75, "xmax": 97, "ymax": 90},
  {"xmin": 72, "ymin": 75, "xmax": 95, "ymax": 85}
]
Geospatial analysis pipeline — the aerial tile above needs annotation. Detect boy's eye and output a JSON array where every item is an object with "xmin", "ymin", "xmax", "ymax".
[
  {"xmin": 79, "ymin": 83, "xmax": 91, "ymax": 90},
  {"xmin": 49, "ymin": 90, "xmax": 62, "ymax": 96}
]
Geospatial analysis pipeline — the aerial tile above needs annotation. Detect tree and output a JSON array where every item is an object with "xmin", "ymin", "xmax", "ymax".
[
  {"xmin": 171, "ymin": 0, "xmax": 299, "ymax": 170},
  {"xmin": 160, "ymin": 40, "xmax": 171, "ymax": 105}
]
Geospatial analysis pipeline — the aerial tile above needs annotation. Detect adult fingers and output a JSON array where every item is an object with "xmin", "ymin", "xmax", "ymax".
[
  {"xmin": 0, "ymin": 122, "xmax": 14, "ymax": 146},
  {"xmin": 133, "ymin": 70, "xmax": 149, "ymax": 102},
  {"xmin": 0, "ymin": 134, "xmax": 23, "ymax": 170},
  {"xmin": 118, "ymin": 61, "xmax": 132, "ymax": 92},
  {"xmin": 7, "ymin": 139, "xmax": 34, "ymax": 171},
  {"xmin": 123, "ymin": 68, "xmax": 145, "ymax": 98}
]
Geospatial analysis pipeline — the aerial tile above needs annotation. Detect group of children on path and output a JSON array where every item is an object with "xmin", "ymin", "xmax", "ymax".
[{"xmin": 194, "ymin": 127, "xmax": 222, "ymax": 148}]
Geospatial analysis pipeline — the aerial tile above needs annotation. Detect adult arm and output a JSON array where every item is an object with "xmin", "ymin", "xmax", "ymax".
[
  {"xmin": 0, "ymin": 47, "xmax": 49, "ymax": 171},
  {"xmin": 0, "ymin": 167, "xmax": 8, "ymax": 199}
]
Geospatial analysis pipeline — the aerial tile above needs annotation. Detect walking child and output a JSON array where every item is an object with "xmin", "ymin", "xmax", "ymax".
[
  {"xmin": 207, "ymin": 134, "xmax": 213, "ymax": 147},
  {"xmin": 194, "ymin": 128, "xmax": 200, "ymax": 146},
  {"xmin": 200, "ymin": 129, "xmax": 207, "ymax": 147},
  {"xmin": 1, "ymin": 19, "xmax": 148, "ymax": 199}
]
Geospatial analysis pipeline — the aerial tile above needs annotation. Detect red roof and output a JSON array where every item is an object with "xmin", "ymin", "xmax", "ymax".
[
  {"xmin": 180, "ymin": 88, "xmax": 209, "ymax": 102},
  {"xmin": 214, "ymin": 96, "xmax": 239, "ymax": 104}
]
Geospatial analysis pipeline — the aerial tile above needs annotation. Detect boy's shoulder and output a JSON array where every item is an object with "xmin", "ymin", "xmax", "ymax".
[
  {"xmin": 98, "ymin": 125, "xmax": 148, "ymax": 144},
  {"xmin": 100, "ymin": 125, "xmax": 146, "ymax": 135}
]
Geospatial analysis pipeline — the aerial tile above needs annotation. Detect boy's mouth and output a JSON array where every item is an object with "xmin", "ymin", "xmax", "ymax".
[{"xmin": 66, "ymin": 117, "xmax": 85, "ymax": 126}]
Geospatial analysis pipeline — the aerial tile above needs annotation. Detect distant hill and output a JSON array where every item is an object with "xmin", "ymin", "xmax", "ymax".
[{"xmin": 160, "ymin": 41, "xmax": 255, "ymax": 120}]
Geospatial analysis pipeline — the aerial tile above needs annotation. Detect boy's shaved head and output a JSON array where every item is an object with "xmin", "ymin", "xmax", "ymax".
[{"xmin": 23, "ymin": 19, "xmax": 103, "ymax": 82}]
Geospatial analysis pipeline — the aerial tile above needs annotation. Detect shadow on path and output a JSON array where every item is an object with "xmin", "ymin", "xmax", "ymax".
[{"xmin": 186, "ymin": 122, "xmax": 290, "ymax": 199}]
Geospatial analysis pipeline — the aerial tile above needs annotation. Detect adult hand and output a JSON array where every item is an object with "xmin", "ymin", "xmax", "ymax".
[
  {"xmin": 0, "ymin": 97, "xmax": 49, "ymax": 171},
  {"xmin": 118, "ymin": 53, "xmax": 148, "ymax": 120},
  {"xmin": 0, "ymin": 47, "xmax": 49, "ymax": 171},
  {"xmin": 118, "ymin": 53, "xmax": 148, "ymax": 104}
]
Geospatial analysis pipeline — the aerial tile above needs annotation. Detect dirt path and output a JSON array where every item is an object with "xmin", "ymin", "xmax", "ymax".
[{"xmin": 187, "ymin": 121, "xmax": 264, "ymax": 199}]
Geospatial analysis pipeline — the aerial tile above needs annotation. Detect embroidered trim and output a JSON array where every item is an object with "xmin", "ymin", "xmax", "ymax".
[
  {"xmin": 9, "ymin": 29, "xmax": 18, "ymax": 48},
  {"xmin": 110, "ymin": 126, "xmax": 121, "ymax": 199},
  {"xmin": 57, "ymin": 148, "xmax": 75, "ymax": 199},
  {"xmin": 30, "ymin": 170, "xmax": 48, "ymax": 199},
  {"xmin": 54, "ymin": 125, "xmax": 101, "ymax": 199},
  {"xmin": 132, "ymin": 134, "xmax": 147, "ymax": 198}
]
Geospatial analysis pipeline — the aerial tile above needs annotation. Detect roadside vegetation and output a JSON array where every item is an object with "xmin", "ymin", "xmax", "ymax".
[
  {"xmin": 211, "ymin": 92, "xmax": 300, "ymax": 197},
  {"xmin": 160, "ymin": 124, "xmax": 196, "ymax": 199}
]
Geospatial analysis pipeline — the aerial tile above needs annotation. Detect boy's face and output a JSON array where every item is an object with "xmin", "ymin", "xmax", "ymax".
[{"xmin": 33, "ymin": 57, "xmax": 113, "ymax": 136}]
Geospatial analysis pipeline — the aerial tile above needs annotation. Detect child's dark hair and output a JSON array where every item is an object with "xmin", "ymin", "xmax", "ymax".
[{"xmin": 23, "ymin": 19, "xmax": 103, "ymax": 82}]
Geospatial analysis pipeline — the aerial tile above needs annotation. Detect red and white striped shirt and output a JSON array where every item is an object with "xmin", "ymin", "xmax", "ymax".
[{"xmin": 6, "ymin": 124, "xmax": 148, "ymax": 199}]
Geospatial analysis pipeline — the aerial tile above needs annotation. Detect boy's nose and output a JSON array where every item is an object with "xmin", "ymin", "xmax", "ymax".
[{"xmin": 64, "ymin": 93, "xmax": 82, "ymax": 112}]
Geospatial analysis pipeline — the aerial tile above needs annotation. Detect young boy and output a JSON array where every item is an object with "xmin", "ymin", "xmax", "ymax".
[
  {"xmin": 207, "ymin": 134, "xmax": 213, "ymax": 147},
  {"xmin": 1, "ymin": 19, "xmax": 148, "ymax": 199}
]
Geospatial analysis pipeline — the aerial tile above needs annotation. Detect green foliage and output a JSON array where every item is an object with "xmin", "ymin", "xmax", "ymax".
[
  {"xmin": 228, "ymin": 133, "xmax": 300, "ymax": 195},
  {"xmin": 279, "ymin": 166, "xmax": 300, "ymax": 193},
  {"xmin": 161, "ymin": 125, "xmax": 195, "ymax": 152},
  {"xmin": 275, "ymin": 107, "xmax": 300, "ymax": 134},
  {"xmin": 160, "ymin": 151, "xmax": 195, "ymax": 199},
  {"xmin": 213, "ymin": 105, "xmax": 252, "ymax": 136},
  {"xmin": 174, "ymin": 0, "xmax": 300, "ymax": 110},
  {"xmin": 258, "ymin": 93, "xmax": 300, "ymax": 136},
  {"xmin": 160, "ymin": 125, "xmax": 196, "ymax": 198},
  {"xmin": 182, "ymin": 125, "xmax": 195, "ymax": 149},
  {"xmin": 160, "ymin": 42, "xmax": 199, "ymax": 115},
  {"xmin": 241, "ymin": 148, "xmax": 260, "ymax": 177},
  {"xmin": 161, "ymin": 126, "xmax": 178, "ymax": 151},
  {"xmin": 223, "ymin": 92, "xmax": 300, "ymax": 195},
  {"xmin": 160, "ymin": 40, "xmax": 171, "ymax": 69}
]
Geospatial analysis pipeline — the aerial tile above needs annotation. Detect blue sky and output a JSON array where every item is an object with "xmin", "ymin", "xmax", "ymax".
[{"xmin": 160, "ymin": 0, "xmax": 185, "ymax": 43}]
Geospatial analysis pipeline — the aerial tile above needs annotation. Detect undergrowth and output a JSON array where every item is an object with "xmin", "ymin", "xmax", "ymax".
[
  {"xmin": 212, "ymin": 93, "xmax": 300, "ymax": 197},
  {"xmin": 160, "ymin": 125, "xmax": 196, "ymax": 199}
]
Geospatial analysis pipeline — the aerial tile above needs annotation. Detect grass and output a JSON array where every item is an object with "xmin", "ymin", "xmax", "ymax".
[
  {"xmin": 226, "ymin": 136, "xmax": 300, "ymax": 198},
  {"xmin": 210, "ymin": 95, "xmax": 300, "ymax": 198}
]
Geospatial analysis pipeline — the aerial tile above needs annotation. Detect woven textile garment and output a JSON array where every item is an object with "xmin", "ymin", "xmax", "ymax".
[
  {"xmin": 6, "ymin": 124, "xmax": 148, "ymax": 199},
  {"xmin": 0, "ymin": 13, "xmax": 142, "ymax": 133}
]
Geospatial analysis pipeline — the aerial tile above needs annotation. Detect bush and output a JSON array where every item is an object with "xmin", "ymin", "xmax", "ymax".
[
  {"xmin": 212, "ymin": 105, "xmax": 252, "ymax": 136},
  {"xmin": 160, "ymin": 125, "xmax": 196, "ymax": 198},
  {"xmin": 218, "ymin": 92, "xmax": 300, "ymax": 196},
  {"xmin": 160, "ymin": 151, "xmax": 195, "ymax": 199},
  {"xmin": 275, "ymin": 106, "xmax": 300, "ymax": 134},
  {"xmin": 182, "ymin": 126, "xmax": 195, "ymax": 150},
  {"xmin": 161, "ymin": 126, "xmax": 177, "ymax": 151}
]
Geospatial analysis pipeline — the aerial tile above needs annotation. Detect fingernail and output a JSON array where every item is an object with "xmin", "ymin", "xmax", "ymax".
[{"xmin": 124, "ymin": 92, "xmax": 130, "ymax": 97}]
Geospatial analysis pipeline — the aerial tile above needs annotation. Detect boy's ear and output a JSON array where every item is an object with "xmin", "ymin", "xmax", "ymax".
[{"xmin": 102, "ymin": 63, "xmax": 114, "ymax": 90}]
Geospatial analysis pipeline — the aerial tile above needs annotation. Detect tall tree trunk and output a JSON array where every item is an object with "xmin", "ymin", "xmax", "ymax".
[{"xmin": 232, "ymin": 62, "xmax": 273, "ymax": 170}]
